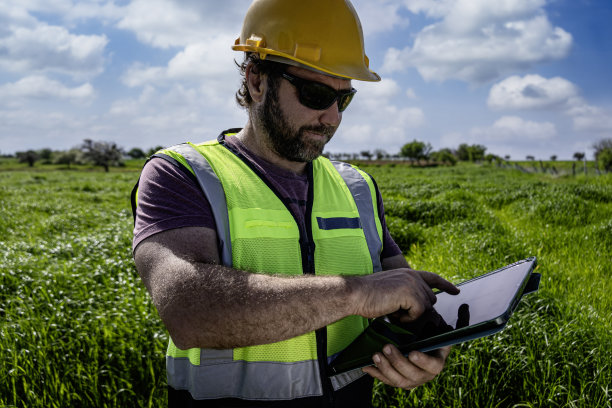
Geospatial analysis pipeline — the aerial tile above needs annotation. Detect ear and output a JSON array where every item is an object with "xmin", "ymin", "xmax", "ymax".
[{"xmin": 246, "ymin": 62, "xmax": 266, "ymax": 103}]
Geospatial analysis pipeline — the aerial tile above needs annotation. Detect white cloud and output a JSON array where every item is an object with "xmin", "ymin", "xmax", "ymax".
[
  {"xmin": 0, "ymin": 75, "xmax": 94, "ymax": 106},
  {"xmin": 0, "ymin": 77, "xmax": 248, "ymax": 154},
  {"xmin": 383, "ymin": 0, "xmax": 572, "ymax": 84},
  {"xmin": 488, "ymin": 74, "xmax": 579, "ymax": 110},
  {"xmin": 63, "ymin": 1, "xmax": 122, "ymax": 23},
  {"xmin": 0, "ymin": 3, "xmax": 37, "ymax": 32},
  {"xmin": 0, "ymin": 108, "xmax": 94, "ymax": 152},
  {"xmin": 473, "ymin": 116, "xmax": 557, "ymax": 141},
  {"xmin": 0, "ymin": 2, "xmax": 116, "ymax": 82},
  {"xmin": 0, "ymin": 19, "xmax": 108, "ymax": 79},
  {"xmin": 117, "ymin": 1, "xmax": 242, "ymax": 95},
  {"xmin": 122, "ymin": 65, "xmax": 166, "ymax": 88},
  {"xmin": 167, "ymin": 39, "xmax": 237, "ymax": 79},
  {"xmin": 105, "ymin": 80, "xmax": 247, "ymax": 147},
  {"xmin": 121, "ymin": 35, "xmax": 240, "ymax": 110},
  {"xmin": 335, "ymin": 124, "xmax": 375, "ymax": 148},
  {"xmin": 403, "ymin": 0, "xmax": 455, "ymax": 18},
  {"xmin": 352, "ymin": 0, "xmax": 410, "ymax": 36},
  {"xmin": 570, "ymin": 105, "xmax": 612, "ymax": 133},
  {"xmin": 397, "ymin": 107, "xmax": 425, "ymax": 127},
  {"xmin": 2, "ymin": 0, "xmax": 123, "ymax": 24},
  {"xmin": 116, "ymin": 0, "xmax": 246, "ymax": 49},
  {"xmin": 356, "ymin": 77, "xmax": 401, "ymax": 101},
  {"xmin": 116, "ymin": 0, "xmax": 203, "ymax": 49},
  {"xmin": 110, "ymin": 82, "xmax": 229, "ymax": 119},
  {"xmin": 487, "ymin": 74, "xmax": 612, "ymax": 134}
]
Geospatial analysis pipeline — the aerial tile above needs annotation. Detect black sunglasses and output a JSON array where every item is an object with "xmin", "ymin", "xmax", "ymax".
[{"xmin": 281, "ymin": 72, "xmax": 357, "ymax": 112}]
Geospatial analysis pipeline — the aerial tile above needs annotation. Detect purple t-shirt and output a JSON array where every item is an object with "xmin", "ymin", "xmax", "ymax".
[{"xmin": 133, "ymin": 135, "xmax": 401, "ymax": 261}]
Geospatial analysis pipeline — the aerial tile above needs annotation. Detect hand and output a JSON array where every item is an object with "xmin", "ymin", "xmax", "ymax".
[
  {"xmin": 361, "ymin": 345, "xmax": 451, "ymax": 390},
  {"xmin": 353, "ymin": 268, "xmax": 459, "ymax": 321}
]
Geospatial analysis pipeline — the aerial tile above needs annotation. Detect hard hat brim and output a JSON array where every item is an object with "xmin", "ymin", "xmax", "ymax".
[{"xmin": 233, "ymin": 44, "xmax": 381, "ymax": 82}]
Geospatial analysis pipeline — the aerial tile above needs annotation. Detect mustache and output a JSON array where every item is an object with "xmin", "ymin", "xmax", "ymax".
[{"xmin": 299, "ymin": 124, "xmax": 337, "ymax": 139}]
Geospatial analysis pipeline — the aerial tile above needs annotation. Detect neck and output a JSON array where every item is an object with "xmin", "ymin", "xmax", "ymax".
[{"xmin": 236, "ymin": 122, "xmax": 308, "ymax": 175}]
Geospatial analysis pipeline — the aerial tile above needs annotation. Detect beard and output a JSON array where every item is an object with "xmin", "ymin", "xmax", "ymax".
[{"xmin": 257, "ymin": 78, "xmax": 337, "ymax": 163}]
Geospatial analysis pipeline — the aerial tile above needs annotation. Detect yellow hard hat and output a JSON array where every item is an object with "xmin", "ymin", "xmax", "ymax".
[{"xmin": 232, "ymin": 0, "xmax": 380, "ymax": 82}]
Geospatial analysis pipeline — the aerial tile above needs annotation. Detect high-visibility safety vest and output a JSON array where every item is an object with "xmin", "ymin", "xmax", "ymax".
[{"xmin": 133, "ymin": 133, "xmax": 383, "ymax": 401}]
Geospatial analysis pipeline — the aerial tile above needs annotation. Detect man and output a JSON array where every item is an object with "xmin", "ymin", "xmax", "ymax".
[{"xmin": 132, "ymin": 0, "xmax": 459, "ymax": 406}]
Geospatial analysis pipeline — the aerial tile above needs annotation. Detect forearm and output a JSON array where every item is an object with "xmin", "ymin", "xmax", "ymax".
[
  {"xmin": 134, "ymin": 228, "xmax": 457, "ymax": 351},
  {"xmin": 145, "ymin": 255, "xmax": 359, "ymax": 350}
]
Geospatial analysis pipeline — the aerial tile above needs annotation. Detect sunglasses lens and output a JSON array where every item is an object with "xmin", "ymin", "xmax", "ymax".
[
  {"xmin": 337, "ymin": 92, "xmax": 355, "ymax": 112},
  {"xmin": 283, "ymin": 72, "xmax": 356, "ymax": 112},
  {"xmin": 300, "ymin": 83, "xmax": 337, "ymax": 110}
]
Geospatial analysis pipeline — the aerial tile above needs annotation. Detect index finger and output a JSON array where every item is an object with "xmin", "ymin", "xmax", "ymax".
[{"xmin": 416, "ymin": 271, "xmax": 460, "ymax": 295}]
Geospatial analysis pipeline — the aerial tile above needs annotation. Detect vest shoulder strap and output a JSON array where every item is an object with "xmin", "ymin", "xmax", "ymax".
[
  {"xmin": 156, "ymin": 142, "xmax": 233, "ymax": 266},
  {"xmin": 329, "ymin": 160, "xmax": 383, "ymax": 272}
]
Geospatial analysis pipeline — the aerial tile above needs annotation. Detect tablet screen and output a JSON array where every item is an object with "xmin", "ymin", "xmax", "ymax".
[
  {"xmin": 399, "ymin": 258, "xmax": 536, "ymax": 340},
  {"xmin": 329, "ymin": 258, "xmax": 538, "ymax": 374}
]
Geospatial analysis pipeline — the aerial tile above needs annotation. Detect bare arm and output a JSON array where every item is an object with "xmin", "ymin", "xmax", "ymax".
[
  {"xmin": 134, "ymin": 227, "xmax": 458, "ymax": 350},
  {"xmin": 134, "ymin": 227, "xmax": 357, "ymax": 349}
]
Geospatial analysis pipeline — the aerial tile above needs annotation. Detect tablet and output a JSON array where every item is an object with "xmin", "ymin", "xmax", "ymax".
[{"xmin": 329, "ymin": 257, "xmax": 540, "ymax": 375}]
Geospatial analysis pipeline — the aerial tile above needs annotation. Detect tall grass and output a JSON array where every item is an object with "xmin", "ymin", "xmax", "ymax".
[
  {"xmin": 366, "ymin": 164, "xmax": 612, "ymax": 407},
  {"xmin": 0, "ymin": 171, "xmax": 167, "ymax": 407},
  {"xmin": 0, "ymin": 164, "xmax": 610, "ymax": 407}
]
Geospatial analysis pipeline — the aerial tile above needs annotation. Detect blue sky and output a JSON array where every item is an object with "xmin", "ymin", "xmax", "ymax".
[{"xmin": 1, "ymin": 0, "xmax": 611, "ymax": 160}]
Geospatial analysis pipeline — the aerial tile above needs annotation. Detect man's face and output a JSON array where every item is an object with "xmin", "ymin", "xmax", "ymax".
[{"xmin": 255, "ymin": 67, "xmax": 351, "ymax": 163}]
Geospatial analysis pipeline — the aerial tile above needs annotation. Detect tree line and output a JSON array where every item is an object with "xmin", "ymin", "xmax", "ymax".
[
  {"xmin": 7, "ymin": 137, "xmax": 612, "ymax": 173},
  {"xmin": 330, "ymin": 138, "xmax": 612, "ymax": 173},
  {"xmin": 10, "ymin": 140, "xmax": 164, "ymax": 172},
  {"xmin": 326, "ymin": 142, "xmax": 487, "ymax": 165}
]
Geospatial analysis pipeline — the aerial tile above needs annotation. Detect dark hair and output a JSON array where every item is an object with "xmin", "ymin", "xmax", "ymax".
[{"xmin": 235, "ymin": 53, "xmax": 285, "ymax": 109}]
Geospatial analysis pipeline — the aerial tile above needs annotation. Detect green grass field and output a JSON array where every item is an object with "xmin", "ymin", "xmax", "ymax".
[{"xmin": 1, "ymin": 163, "xmax": 610, "ymax": 407}]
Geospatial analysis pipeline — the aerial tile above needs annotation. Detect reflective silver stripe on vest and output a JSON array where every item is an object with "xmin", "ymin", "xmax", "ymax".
[
  {"xmin": 331, "ymin": 161, "xmax": 383, "ymax": 272},
  {"xmin": 329, "ymin": 367, "xmax": 367, "ymax": 391},
  {"xmin": 163, "ymin": 143, "xmax": 233, "ymax": 266},
  {"xmin": 167, "ymin": 356, "xmax": 323, "ymax": 400}
]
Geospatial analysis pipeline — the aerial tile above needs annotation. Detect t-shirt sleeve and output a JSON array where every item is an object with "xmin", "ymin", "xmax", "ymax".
[
  {"xmin": 132, "ymin": 157, "xmax": 216, "ymax": 250},
  {"xmin": 373, "ymin": 178, "xmax": 403, "ymax": 260}
]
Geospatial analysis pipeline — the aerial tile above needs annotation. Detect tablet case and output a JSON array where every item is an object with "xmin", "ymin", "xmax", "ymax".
[{"xmin": 329, "ymin": 257, "xmax": 541, "ymax": 374}]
